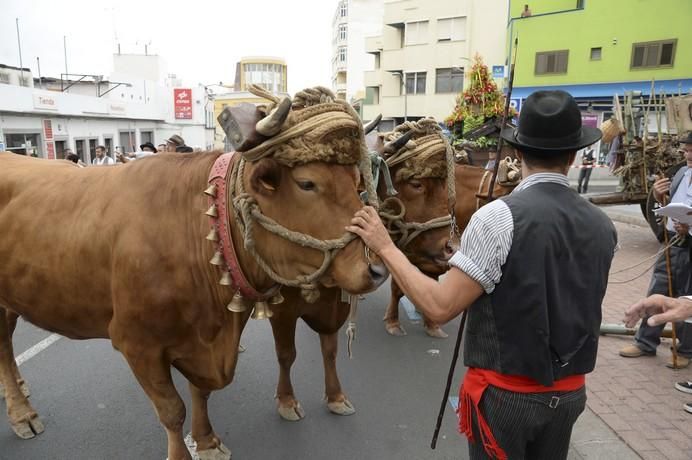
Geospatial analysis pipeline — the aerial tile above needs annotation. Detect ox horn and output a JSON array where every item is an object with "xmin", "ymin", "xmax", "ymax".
[
  {"xmin": 219, "ymin": 271, "xmax": 232, "ymax": 286},
  {"xmin": 251, "ymin": 301, "xmax": 273, "ymax": 320},
  {"xmin": 206, "ymin": 228, "xmax": 219, "ymax": 242},
  {"xmin": 255, "ymin": 97, "xmax": 292, "ymax": 137},
  {"xmin": 269, "ymin": 290, "xmax": 284, "ymax": 305},
  {"xmin": 227, "ymin": 292, "xmax": 249, "ymax": 313},
  {"xmin": 205, "ymin": 204, "xmax": 218, "ymax": 218},
  {"xmin": 210, "ymin": 251, "xmax": 224, "ymax": 266},
  {"xmin": 363, "ymin": 114, "xmax": 382, "ymax": 135},
  {"xmin": 383, "ymin": 130, "xmax": 415, "ymax": 154}
]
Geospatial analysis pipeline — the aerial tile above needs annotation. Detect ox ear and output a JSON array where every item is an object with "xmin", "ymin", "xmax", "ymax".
[{"xmin": 250, "ymin": 158, "xmax": 282, "ymax": 195}]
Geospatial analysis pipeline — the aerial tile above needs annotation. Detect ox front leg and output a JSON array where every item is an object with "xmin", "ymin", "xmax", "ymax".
[
  {"xmin": 189, "ymin": 385, "xmax": 231, "ymax": 460},
  {"xmin": 320, "ymin": 332, "xmax": 355, "ymax": 416},
  {"xmin": 123, "ymin": 352, "xmax": 191, "ymax": 460},
  {"xmin": 383, "ymin": 281, "xmax": 406, "ymax": 336},
  {"xmin": 269, "ymin": 314, "xmax": 305, "ymax": 421},
  {"xmin": 0, "ymin": 312, "xmax": 30, "ymax": 400},
  {"xmin": 0, "ymin": 308, "xmax": 43, "ymax": 439}
]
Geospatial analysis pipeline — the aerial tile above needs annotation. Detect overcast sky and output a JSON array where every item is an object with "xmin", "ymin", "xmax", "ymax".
[{"xmin": 0, "ymin": 0, "xmax": 338, "ymax": 94}]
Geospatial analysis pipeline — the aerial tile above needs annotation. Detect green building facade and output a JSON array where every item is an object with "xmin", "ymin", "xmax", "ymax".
[{"xmin": 506, "ymin": 0, "xmax": 692, "ymax": 106}]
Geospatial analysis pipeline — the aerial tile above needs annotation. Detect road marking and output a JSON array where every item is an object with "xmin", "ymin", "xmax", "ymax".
[{"xmin": 15, "ymin": 333, "xmax": 61, "ymax": 366}]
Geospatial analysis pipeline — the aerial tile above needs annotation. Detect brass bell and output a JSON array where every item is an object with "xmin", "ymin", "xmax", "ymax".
[
  {"xmin": 269, "ymin": 291, "xmax": 284, "ymax": 305},
  {"xmin": 204, "ymin": 184, "xmax": 217, "ymax": 197},
  {"xmin": 227, "ymin": 292, "xmax": 248, "ymax": 312},
  {"xmin": 251, "ymin": 301, "xmax": 273, "ymax": 320},
  {"xmin": 219, "ymin": 271, "xmax": 232, "ymax": 286},
  {"xmin": 209, "ymin": 251, "xmax": 224, "ymax": 266},
  {"xmin": 206, "ymin": 228, "xmax": 219, "ymax": 242},
  {"xmin": 205, "ymin": 204, "xmax": 218, "ymax": 218}
]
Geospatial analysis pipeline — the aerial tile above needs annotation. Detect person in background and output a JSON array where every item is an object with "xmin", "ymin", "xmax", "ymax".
[
  {"xmin": 619, "ymin": 131, "xmax": 692, "ymax": 368},
  {"xmin": 176, "ymin": 145, "xmax": 194, "ymax": 153},
  {"xmin": 577, "ymin": 144, "xmax": 596, "ymax": 193},
  {"xmin": 165, "ymin": 135, "xmax": 185, "ymax": 152},
  {"xmin": 521, "ymin": 4, "xmax": 532, "ymax": 17},
  {"xmin": 92, "ymin": 145, "xmax": 115, "ymax": 166},
  {"xmin": 157, "ymin": 143, "xmax": 167, "ymax": 153}
]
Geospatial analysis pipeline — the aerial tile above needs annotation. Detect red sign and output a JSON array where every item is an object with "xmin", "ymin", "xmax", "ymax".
[
  {"xmin": 174, "ymin": 88, "xmax": 193, "ymax": 119},
  {"xmin": 46, "ymin": 141, "xmax": 55, "ymax": 160},
  {"xmin": 43, "ymin": 119, "xmax": 54, "ymax": 140}
]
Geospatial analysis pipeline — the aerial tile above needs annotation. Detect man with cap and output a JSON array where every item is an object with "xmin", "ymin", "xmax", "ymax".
[
  {"xmin": 165, "ymin": 134, "xmax": 185, "ymax": 152},
  {"xmin": 348, "ymin": 90, "xmax": 617, "ymax": 459},
  {"xmin": 619, "ymin": 132, "xmax": 692, "ymax": 368}
]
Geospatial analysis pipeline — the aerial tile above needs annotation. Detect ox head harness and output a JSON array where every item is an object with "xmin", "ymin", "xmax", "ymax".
[
  {"xmin": 374, "ymin": 119, "xmax": 459, "ymax": 252},
  {"xmin": 206, "ymin": 85, "xmax": 380, "ymax": 317}
]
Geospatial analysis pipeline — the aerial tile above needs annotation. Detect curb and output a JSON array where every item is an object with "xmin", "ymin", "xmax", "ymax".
[{"xmin": 603, "ymin": 210, "xmax": 649, "ymax": 228}]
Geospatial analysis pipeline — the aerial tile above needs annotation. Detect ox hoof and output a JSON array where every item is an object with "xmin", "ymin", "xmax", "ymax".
[
  {"xmin": 385, "ymin": 323, "xmax": 407, "ymax": 337},
  {"xmin": 197, "ymin": 443, "xmax": 232, "ymax": 460},
  {"xmin": 11, "ymin": 413, "xmax": 44, "ymax": 439},
  {"xmin": 327, "ymin": 399, "xmax": 355, "ymax": 416},
  {"xmin": 278, "ymin": 402, "xmax": 305, "ymax": 421},
  {"xmin": 424, "ymin": 326, "xmax": 448, "ymax": 339}
]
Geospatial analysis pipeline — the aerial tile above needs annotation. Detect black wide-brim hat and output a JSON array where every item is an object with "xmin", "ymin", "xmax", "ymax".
[
  {"xmin": 501, "ymin": 90, "xmax": 602, "ymax": 153},
  {"xmin": 140, "ymin": 142, "xmax": 156, "ymax": 151}
]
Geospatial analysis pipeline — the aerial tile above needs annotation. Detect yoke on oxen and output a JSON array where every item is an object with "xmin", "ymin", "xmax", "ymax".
[{"xmin": 0, "ymin": 85, "xmax": 385, "ymax": 460}]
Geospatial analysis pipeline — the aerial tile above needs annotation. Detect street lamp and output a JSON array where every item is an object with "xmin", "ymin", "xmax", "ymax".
[{"xmin": 388, "ymin": 70, "xmax": 407, "ymax": 122}]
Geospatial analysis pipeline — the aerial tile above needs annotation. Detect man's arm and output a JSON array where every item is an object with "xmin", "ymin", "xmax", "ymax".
[
  {"xmin": 623, "ymin": 294, "xmax": 692, "ymax": 327},
  {"xmin": 348, "ymin": 207, "xmax": 484, "ymax": 324}
]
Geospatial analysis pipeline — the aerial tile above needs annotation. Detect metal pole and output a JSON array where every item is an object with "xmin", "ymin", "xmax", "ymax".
[
  {"xmin": 16, "ymin": 18, "xmax": 24, "ymax": 83},
  {"xmin": 36, "ymin": 57, "xmax": 42, "ymax": 89},
  {"xmin": 404, "ymin": 75, "xmax": 408, "ymax": 122},
  {"xmin": 63, "ymin": 36, "xmax": 68, "ymax": 85}
]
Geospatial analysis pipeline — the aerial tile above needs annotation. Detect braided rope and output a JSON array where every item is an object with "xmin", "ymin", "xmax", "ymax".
[
  {"xmin": 230, "ymin": 157, "xmax": 358, "ymax": 299},
  {"xmin": 379, "ymin": 197, "xmax": 453, "ymax": 250}
]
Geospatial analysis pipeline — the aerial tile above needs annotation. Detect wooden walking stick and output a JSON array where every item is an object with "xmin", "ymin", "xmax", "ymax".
[
  {"xmin": 430, "ymin": 37, "xmax": 518, "ymax": 450},
  {"xmin": 661, "ymin": 195, "xmax": 679, "ymax": 368}
]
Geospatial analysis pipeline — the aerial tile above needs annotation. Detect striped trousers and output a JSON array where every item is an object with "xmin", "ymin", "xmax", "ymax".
[{"xmin": 468, "ymin": 385, "xmax": 586, "ymax": 460}]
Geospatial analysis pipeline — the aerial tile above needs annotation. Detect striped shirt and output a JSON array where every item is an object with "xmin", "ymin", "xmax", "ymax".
[{"xmin": 448, "ymin": 173, "xmax": 570, "ymax": 294}]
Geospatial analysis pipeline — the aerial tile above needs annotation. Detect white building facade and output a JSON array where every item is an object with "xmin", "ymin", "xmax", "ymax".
[
  {"xmin": 362, "ymin": 0, "xmax": 508, "ymax": 130},
  {"xmin": 0, "ymin": 55, "xmax": 215, "ymax": 163},
  {"xmin": 331, "ymin": 0, "xmax": 385, "ymax": 102}
]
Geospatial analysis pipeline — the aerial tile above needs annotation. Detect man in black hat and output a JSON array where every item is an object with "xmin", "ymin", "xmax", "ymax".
[
  {"xmin": 348, "ymin": 90, "xmax": 617, "ymax": 459},
  {"xmin": 619, "ymin": 131, "xmax": 692, "ymax": 368}
]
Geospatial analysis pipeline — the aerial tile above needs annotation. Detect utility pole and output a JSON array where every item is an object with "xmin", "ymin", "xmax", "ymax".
[
  {"xmin": 63, "ymin": 36, "xmax": 69, "ymax": 82},
  {"xmin": 15, "ymin": 18, "xmax": 24, "ymax": 83}
]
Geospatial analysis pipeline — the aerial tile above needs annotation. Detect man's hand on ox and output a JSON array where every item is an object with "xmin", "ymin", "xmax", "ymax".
[
  {"xmin": 623, "ymin": 294, "xmax": 692, "ymax": 328},
  {"xmin": 346, "ymin": 206, "xmax": 395, "ymax": 255}
]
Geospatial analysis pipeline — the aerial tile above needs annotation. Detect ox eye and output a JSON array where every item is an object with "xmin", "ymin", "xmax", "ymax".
[
  {"xmin": 409, "ymin": 180, "xmax": 423, "ymax": 190},
  {"xmin": 297, "ymin": 180, "xmax": 316, "ymax": 191}
]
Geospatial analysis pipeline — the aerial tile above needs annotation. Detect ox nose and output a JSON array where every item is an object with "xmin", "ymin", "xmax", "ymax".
[
  {"xmin": 443, "ymin": 240, "xmax": 456, "ymax": 259},
  {"xmin": 368, "ymin": 263, "xmax": 389, "ymax": 285}
]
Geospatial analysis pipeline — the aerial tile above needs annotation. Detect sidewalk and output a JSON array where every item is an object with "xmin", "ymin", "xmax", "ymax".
[{"xmin": 579, "ymin": 218, "xmax": 692, "ymax": 459}]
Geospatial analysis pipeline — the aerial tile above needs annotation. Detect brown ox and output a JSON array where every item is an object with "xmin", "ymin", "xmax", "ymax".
[
  {"xmin": 383, "ymin": 162, "xmax": 518, "ymax": 337},
  {"xmin": 268, "ymin": 119, "xmax": 455, "ymax": 420},
  {"xmin": 0, "ymin": 87, "xmax": 386, "ymax": 460}
]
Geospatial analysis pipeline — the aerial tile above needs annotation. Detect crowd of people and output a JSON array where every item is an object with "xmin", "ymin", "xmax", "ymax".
[{"xmin": 62, "ymin": 134, "xmax": 194, "ymax": 167}]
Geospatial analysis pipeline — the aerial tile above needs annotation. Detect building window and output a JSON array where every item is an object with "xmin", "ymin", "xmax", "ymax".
[
  {"xmin": 374, "ymin": 53, "xmax": 380, "ymax": 69},
  {"xmin": 435, "ymin": 68, "xmax": 464, "ymax": 93},
  {"xmin": 339, "ymin": 24, "xmax": 347, "ymax": 41},
  {"xmin": 590, "ymin": 47, "xmax": 602, "ymax": 61},
  {"xmin": 140, "ymin": 131, "xmax": 153, "ymax": 144},
  {"xmin": 631, "ymin": 39, "xmax": 676, "ymax": 68},
  {"xmin": 365, "ymin": 86, "xmax": 380, "ymax": 105},
  {"xmin": 340, "ymin": 1, "xmax": 347, "ymax": 17},
  {"xmin": 437, "ymin": 17, "xmax": 466, "ymax": 42},
  {"xmin": 405, "ymin": 21, "xmax": 428, "ymax": 46},
  {"xmin": 535, "ymin": 50, "xmax": 569, "ymax": 75},
  {"xmin": 0, "ymin": 73, "xmax": 9, "ymax": 84},
  {"xmin": 338, "ymin": 46, "xmax": 347, "ymax": 63},
  {"xmin": 405, "ymin": 72, "xmax": 426, "ymax": 95}
]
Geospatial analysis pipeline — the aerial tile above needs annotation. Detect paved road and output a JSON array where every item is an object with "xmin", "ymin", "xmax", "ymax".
[{"xmin": 1, "ymin": 284, "xmax": 471, "ymax": 460}]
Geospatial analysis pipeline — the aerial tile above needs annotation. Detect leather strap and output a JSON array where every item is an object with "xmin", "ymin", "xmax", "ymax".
[{"xmin": 207, "ymin": 152, "xmax": 278, "ymax": 300}]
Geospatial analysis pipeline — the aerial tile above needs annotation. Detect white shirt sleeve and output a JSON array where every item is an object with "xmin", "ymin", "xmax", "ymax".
[{"xmin": 448, "ymin": 200, "xmax": 514, "ymax": 294}]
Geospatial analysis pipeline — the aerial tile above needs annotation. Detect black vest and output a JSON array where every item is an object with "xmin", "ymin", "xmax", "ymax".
[{"xmin": 463, "ymin": 182, "xmax": 617, "ymax": 386}]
